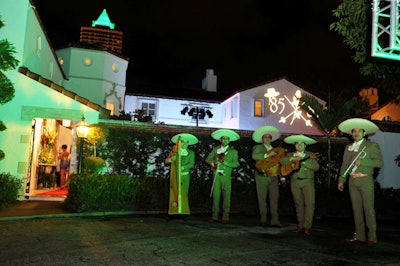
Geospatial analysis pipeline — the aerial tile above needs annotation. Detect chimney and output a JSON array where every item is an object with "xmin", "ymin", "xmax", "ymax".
[
  {"xmin": 202, "ymin": 69, "xmax": 217, "ymax": 92},
  {"xmin": 359, "ymin": 87, "xmax": 379, "ymax": 112}
]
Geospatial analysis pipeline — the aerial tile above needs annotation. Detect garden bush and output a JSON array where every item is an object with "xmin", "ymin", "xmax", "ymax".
[
  {"xmin": 64, "ymin": 173, "xmax": 140, "ymax": 212},
  {"xmin": 0, "ymin": 172, "xmax": 22, "ymax": 209}
]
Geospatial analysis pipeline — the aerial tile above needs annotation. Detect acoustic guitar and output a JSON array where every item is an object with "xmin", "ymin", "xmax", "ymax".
[
  {"xmin": 255, "ymin": 147, "xmax": 286, "ymax": 176},
  {"xmin": 280, "ymin": 152, "xmax": 318, "ymax": 177}
]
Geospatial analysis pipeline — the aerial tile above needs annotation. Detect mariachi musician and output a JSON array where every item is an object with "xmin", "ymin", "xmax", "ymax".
[
  {"xmin": 280, "ymin": 134, "xmax": 319, "ymax": 236},
  {"xmin": 165, "ymin": 133, "xmax": 198, "ymax": 217},
  {"xmin": 252, "ymin": 126, "xmax": 287, "ymax": 227},
  {"xmin": 338, "ymin": 118, "xmax": 383, "ymax": 247},
  {"xmin": 205, "ymin": 129, "xmax": 240, "ymax": 224}
]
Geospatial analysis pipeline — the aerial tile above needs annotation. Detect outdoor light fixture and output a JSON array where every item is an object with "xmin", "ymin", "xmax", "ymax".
[
  {"xmin": 179, "ymin": 104, "xmax": 213, "ymax": 127},
  {"xmin": 180, "ymin": 106, "xmax": 189, "ymax": 115},
  {"xmin": 199, "ymin": 109, "xmax": 206, "ymax": 119},
  {"xmin": 188, "ymin": 108, "xmax": 196, "ymax": 117},
  {"xmin": 62, "ymin": 120, "xmax": 71, "ymax": 127},
  {"xmin": 76, "ymin": 115, "xmax": 89, "ymax": 173}
]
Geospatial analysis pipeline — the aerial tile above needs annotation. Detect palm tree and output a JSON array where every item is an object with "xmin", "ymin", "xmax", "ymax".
[
  {"xmin": 0, "ymin": 17, "xmax": 19, "ymax": 160},
  {"xmin": 298, "ymin": 93, "xmax": 355, "ymax": 187}
]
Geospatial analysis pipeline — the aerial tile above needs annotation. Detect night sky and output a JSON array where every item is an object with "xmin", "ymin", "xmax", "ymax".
[{"xmin": 32, "ymin": 0, "xmax": 371, "ymax": 100}]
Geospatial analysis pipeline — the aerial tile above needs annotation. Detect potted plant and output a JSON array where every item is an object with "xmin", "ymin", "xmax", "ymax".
[
  {"xmin": 38, "ymin": 128, "xmax": 57, "ymax": 164},
  {"xmin": 39, "ymin": 172, "xmax": 56, "ymax": 188}
]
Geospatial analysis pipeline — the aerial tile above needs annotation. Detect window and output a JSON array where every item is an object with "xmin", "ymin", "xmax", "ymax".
[
  {"xmin": 36, "ymin": 36, "xmax": 42, "ymax": 55},
  {"xmin": 254, "ymin": 99, "xmax": 264, "ymax": 117},
  {"xmin": 49, "ymin": 61, "xmax": 54, "ymax": 79},
  {"xmin": 231, "ymin": 97, "xmax": 238, "ymax": 118},
  {"xmin": 141, "ymin": 101, "xmax": 156, "ymax": 117},
  {"xmin": 106, "ymin": 102, "xmax": 115, "ymax": 116}
]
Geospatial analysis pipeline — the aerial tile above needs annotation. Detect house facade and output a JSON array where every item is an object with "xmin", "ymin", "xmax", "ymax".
[
  {"xmin": 371, "ymin": 96, "xmax": 400, "ymax": 122},
  {"xmin": 125, "ymin": 75, "xmax": 326, "ymax": 136},
  {"xmin": 0, "ymin": 0, "xmax": 109, "ymax": 194}
]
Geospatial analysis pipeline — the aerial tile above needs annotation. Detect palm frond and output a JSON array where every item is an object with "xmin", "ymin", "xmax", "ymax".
[
  {"xmin": 299, "ymin": 93, "xmax": 354, "ymax": 136},
  {"xmin": 331, "ymin": 98, "xmax": 355, "ymax": 126},
  {"xmin": 299, "ymin": 94, "xmax": 331, "ymax": 134}
]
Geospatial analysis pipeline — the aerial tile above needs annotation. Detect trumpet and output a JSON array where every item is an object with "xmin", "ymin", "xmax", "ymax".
[{"xmin": 343, "ymin": 146, "xmax": 367, "ymax": 178}]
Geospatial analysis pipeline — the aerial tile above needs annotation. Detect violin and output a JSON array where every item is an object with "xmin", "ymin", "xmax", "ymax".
[
  {"xmin": 212, "ymin": 153, "xmax": 225, "ymax": 169},
  {"xmin": 211, "ymin": 146, "xmax": 233, "ymax": 169}
]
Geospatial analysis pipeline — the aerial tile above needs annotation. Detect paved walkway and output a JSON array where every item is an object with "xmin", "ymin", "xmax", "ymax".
[{"xmin": 1, "ymin": 200, "xmax": 400, "ymax": 265}]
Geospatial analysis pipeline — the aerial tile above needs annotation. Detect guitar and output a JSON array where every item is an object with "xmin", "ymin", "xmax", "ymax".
[
  {"xmin": 255, "ymin": 147, "xmax": 286, "ymax": 176},
  {"xmin": 280, "ymin": 152, "xmax": 318, "ymax": 177}
]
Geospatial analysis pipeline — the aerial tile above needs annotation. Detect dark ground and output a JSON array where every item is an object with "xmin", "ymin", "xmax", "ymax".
[{"xmin": 0, "ymin": 201, "xmax": 399, "ymax": 265}]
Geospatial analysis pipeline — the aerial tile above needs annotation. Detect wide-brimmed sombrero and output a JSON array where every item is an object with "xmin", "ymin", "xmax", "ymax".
[
  {"xmin": 252, "ymin": 126, "xmax": 281, "ymax": 143},
  {"xmin": 338, "ymin": 118, "xmax": 379, "ymax": 135},
  {"xmin": 284, "ymin": 134, "xmax": 317, "ymax": 145},
  {"xmin": 171, "ymin": 133, "xmax": 199, "ymax": 145},
  {"xmin": 211, "ymin": 129, "xmax": 240, "ymax": 141}
]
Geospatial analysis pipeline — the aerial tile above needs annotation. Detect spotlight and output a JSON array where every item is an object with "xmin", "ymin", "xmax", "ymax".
[
  {"xmin": 188, "ymin": 108, "xmax": 196, "ymax": 116},
  {"xmin": 199, "ymin": 109, "xmax": 206, "ymax": 119},
  {"xmin": 206, "ymin": 110, "xmax": 213, "ymax": 118},
  {"xmin": 180, "ymin": 106, "xmax": 189, "ymax": 115}
]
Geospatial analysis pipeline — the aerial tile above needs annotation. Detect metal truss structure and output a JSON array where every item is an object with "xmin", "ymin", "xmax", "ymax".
[{"xmin": 371, "ymin": 0, "xmax": 400, "ymax": 60}]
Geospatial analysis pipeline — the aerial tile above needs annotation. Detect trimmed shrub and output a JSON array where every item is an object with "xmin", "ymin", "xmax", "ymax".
[
  {"xmin": 64, "ymin": 173, "xmax": 139, "ymax": 212},
  {"xmin": 0, "ymin": 172, "xmax": 22, "ymax": 209},
  {"xmin": 83, "ymin": 156, "xmax": 105, "ymax": 173}
]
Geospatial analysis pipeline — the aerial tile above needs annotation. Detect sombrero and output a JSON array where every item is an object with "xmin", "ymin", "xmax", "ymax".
[
  {"xmin": 284, "ymin": 134, "xmax": 317, "ymax": 145},
  {"xmin": 211, "ymin": 129, "xmax": 240, "ymax": 141},
  {"xmin": 338, "ymin": 118, "xmax": 379, "ymax": 135},
  {"xmin": 264, "ymin": 87, "xmax": 280, "ymax": 98},
  {"xmin": 252, "ymin": 126, "xmax": 281, "ymax": 143},
  {"xmin": 171, "ymin": 133, "xmax": 199, "ymax": 145}
]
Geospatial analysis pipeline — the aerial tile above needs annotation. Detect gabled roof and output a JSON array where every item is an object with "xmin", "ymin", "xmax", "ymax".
[
  {"xmin": 30, "ymin": 0, "xmax": 67, "ymax": 80},
  {"xmin": 18, "ymin": 66, "xmax": 110, "ymax": 118},
  {"xmin": 237, "ymin": 76, "xmax": 290, "ymax": 93}
]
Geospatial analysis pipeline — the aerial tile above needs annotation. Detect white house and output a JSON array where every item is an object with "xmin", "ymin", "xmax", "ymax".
[
  {"xmin": 125, "ymin": 72, "xmax": 326, "ymax": 135},
  {"xmin": 220, "ymin": 78, "xmax": 325, "ymax": 135}
]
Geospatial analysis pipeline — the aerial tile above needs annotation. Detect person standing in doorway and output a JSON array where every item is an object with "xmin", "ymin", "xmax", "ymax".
[
  {"xmin": 252, "ymin": 126, "xmax": 287, "ymax": 227},
  {"xmin": 338, "ymin": 118, "xmax": 383, "ymax": 247},
  {"xmin": 206, "ymin": 129, "xmax": 240, "ymax": 224},
  {"xmin": 280, "ymin": 135, "xmax": 319, "ymax": 235},
  {"xmin": 58, "ymin": 144, "xmax": 70, "ymax": 188}
]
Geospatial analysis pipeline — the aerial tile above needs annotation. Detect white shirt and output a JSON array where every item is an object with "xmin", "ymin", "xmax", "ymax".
[
  {"xmin": 217, "ymin": 145, "xmax": 229, "ymax": 155},
  {"xmin": 293, "ymin": 151, "xmax": 306, "ymax": 158},
  {"xmin": 348, "ymin": 139, "xmax": 364, "ymax": 152}
]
